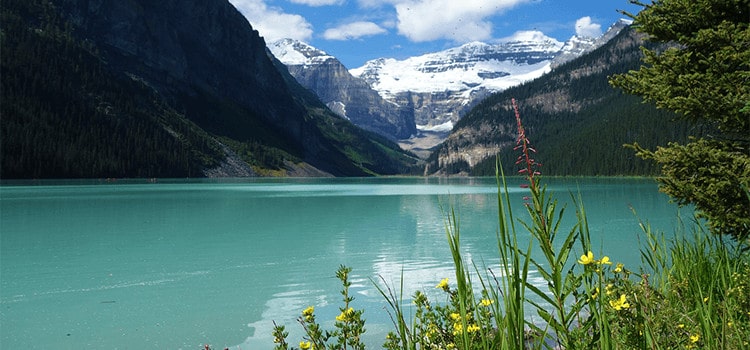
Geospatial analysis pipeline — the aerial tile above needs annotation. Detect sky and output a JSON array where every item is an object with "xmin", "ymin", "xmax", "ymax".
[{"xmin": 228, "ymin": 0, "xmax": 643, "ymax": 69}]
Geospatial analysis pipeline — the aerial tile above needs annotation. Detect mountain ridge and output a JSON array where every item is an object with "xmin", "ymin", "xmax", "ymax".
[
  {"xmin": 425, "ymin": 25, "xmax": 707, "ymax": 176},
  {"xmin": 0, "ymin": 0, "xmax": 418, "ymax": 178},
  {"xmin": 270, "ymin": 20, "xmax": 630, "ymax": 156}
]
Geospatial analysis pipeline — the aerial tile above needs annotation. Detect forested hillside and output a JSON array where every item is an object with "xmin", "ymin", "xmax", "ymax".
[
  {"xmin": 0, "ymin": 0, "xmax": 418, "ymax": 179},
  {"xmin": 427, "ymin": 26, "xmax": 710, "ymax": 176},
  {"xmin": 0, "ymin": 1, "xmax": 225, "ymax": 178}
]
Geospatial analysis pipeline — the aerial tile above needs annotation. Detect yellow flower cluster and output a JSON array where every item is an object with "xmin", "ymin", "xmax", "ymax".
[
  {"xmin": 299, "ymin": 341, "xmax": 312, "ymax": 350},
  {"xmin": 578, "ymin": 251, "xmax": 595, "ymax": 265},
  {"xmin": 336, "ymin": 307, "xmax": 355, "ymax": 322},
  {"xmin": 609, "ymin": 294, "xmax": 630, "ymax": 311},
  {"xmin": 436, "ymin": 278, "xmax": 449, "ymax": 291},
  {"xmin": 452, "ymin": 322, "xmax": 481, "ymax": 335},
  {"xmin": 577, "ymin": 251, "xmax": 613, "ymax": 266},
  {"xmin": 614, "ymin": 263, "xmax": 624, "ymax": 273},
  {"xmin": 605, "ymin": 283, "xmax": 615, "ymax": 296},
  {"xmin": 480, "ymin": 298, "xmax": 494, "ymax": 307},
  {"xmin": 449, "ymin": 312, "xmax": 481, "ymax": 335},
  {"xmin": 302, "ymin": 305, "xmax": 315, "ymax": 321}
]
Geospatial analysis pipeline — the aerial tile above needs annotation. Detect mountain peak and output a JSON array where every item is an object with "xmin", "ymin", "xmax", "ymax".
[
  {"xmin": 269, "ymin": 38, "xmax": 334, "ymax": 65},
  {"xmin": 499, "ymin": 30, "xmax": 561, "ymax": 46}
]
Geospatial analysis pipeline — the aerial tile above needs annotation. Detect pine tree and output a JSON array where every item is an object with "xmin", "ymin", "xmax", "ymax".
[{"xmin": 610, "ymin": 0, "xmax": 750, "ymax": 244}]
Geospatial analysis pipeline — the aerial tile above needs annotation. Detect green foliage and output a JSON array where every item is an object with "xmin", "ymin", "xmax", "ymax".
[
  {"xmin": 610, "ymin": 0, "xmax": 750, "ymax": 244},
  {"xmin": 605, "ymin": 214, "xmax": 750, "ymax": 349},
  {"xmin": 272, "ymin": 265, "xmax": 366, "ymax": 350},
  {"xmin": 0, "ymin": 0, "xmax": 223, "ymax": 178},
  {"xmin": 631, "ymin": 139, "xmax": 750, "ymax": 243},
  {"xmin": 613, "ymin": 0, "xmax": 750, "ymax": 137}
]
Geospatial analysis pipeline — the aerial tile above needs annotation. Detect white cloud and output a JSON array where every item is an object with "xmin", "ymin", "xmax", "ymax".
[
  {"xmin": 290, "ymin": 0, "xmax": 345, "ymax": 6},
  {"xmin": 228, "ymin": 0, "xmax": 313, "ymax": 42},
  {"xmin": 393, "ymin": 0, "xmax": 529, "ymax": 42},
  {"xmin": 323, "ymin": 21, "xmax": 388, "ymax": 40},
  {"xmin": 575, "ymin": 16, "xmax": 602, "ymax": 38}
]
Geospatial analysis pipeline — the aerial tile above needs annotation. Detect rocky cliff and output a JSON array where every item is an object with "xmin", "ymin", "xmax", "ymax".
[{"xmin": 269, "ymin": 39, "xmax": 416, "ymax": 140}]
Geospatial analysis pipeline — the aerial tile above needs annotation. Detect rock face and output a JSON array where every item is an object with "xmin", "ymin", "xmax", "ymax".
[{"xmin": 269, "ymin": 39, "xmax": 416, "ymax": 140}]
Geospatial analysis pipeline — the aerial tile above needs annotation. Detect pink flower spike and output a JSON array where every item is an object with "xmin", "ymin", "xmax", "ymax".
[{"xmin": 520, "ymin": 184, "xmax": 530, "ymax": 188}]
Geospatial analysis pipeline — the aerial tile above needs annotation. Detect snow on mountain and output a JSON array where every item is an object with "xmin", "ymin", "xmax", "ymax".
[
  {"xmin": 552, "ymin": 18, "xmax": 631, "ymax": 67},
  {"xmin": 268, "ymin": 38, "xmax": 335, "ymax": 66},
  {"xmin": 268, "ymin": 21, "xmax": 630, "ymax": 154},
  {"xmin": 350, "ymin": 31, "xmax": 563, "ymax": 100}
]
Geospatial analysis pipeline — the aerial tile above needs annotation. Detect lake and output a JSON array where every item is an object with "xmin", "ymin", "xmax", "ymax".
[{"xmin": 0, "ymin": 177, "xmax": 687, "ymax": 349}]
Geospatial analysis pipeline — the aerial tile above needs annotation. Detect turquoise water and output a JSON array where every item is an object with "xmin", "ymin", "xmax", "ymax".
[{"xmin": 0, "ymin": 177, "xmax": 685, "ymax": 349}]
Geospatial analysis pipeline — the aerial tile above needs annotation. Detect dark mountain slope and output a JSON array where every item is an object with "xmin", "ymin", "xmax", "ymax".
[
  {"xmin": 0, "ymin": 0, "xmax": 418, "ymax": 178},
  {"xmin": 427, "ymin": 26, "xmax": 709, "ymax": 176}
]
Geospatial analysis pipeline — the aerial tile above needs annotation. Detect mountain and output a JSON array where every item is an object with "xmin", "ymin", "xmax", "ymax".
[
  {"xmin": 268, "ymin": 39, "xmax": 416, "ymax": 140},
  {"xmin": 0, "ymin": 0, "xmax": 418, "ymax": 178},
  {"xmin": 551, "ymin": 19, "xmax": 631, "ymax": 68},
  {"xmin": 268, "ymin": 22, "xmax": 627, "ymax": 157},
  {"xmin": 350, "ymin": 33, "xmax": 564, "ymax": 131},
  {"xmin": 425, "ymin": 26, "xmax": 708, "ymax": 176}
]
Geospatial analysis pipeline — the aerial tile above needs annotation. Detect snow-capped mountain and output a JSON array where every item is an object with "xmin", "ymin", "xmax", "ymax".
[
  {"xmin": 269, "ymin": 38, "xmax": 335, "ymax": 66},
  {"xmin": 352, "ymin": 32, "xmax": 563, "ymax": 98},
  {"xmin": 348, "ymin": 31, "xmax": 564, "ymax": 131},
  {"xmin": 551, "ymin": 19, "xmax": 632, "ymax": 67},
  {"xmin": 269, "ymin": 20, "xmax": 629, "ymax": 154},
  {"xmin": 269, "ymin": 39, "xmax": 416, "ymax": 140}
]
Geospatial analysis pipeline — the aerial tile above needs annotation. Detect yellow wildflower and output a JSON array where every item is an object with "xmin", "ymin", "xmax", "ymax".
[
  {"xmin": 605, "ymin": 283, "xmax": 614, "ymax": 296},
  {"xmin": 436, "ymin": 278, "xmax": 449, "ymax": 291},
  {"xmin": 578, "ymin": 251, "xmax": 595, "ymax": 265},
  {"xmin": 609, "ymin": 294, "xmax": 630, "ymax": 310},
  {"xmin": 599, "ymin": 256, "xmax": 612, "ymax": 265},
  {"xmin": 703, "ymin": 297, "xmax": 709, "ymax": 303},
  {"xmin": 480, "ymin": 299, "xmax": 494, "ymax": 307},
  {"xmin": 466, "ymin": 324, "xmax": 481, "ymax": 333},
  {"xmin": 690, "ymin": 334, "xmax": 700, "ymax": 343},
  {"xmin": 452, "ymin": 322, "xmax": 464, "ymax": 335},
  {"xmin": 449, "ymin": 312, "xmax": 461, "ymax": 321},
  {"xmin": 302, "ymin": 306, "xmax": 315, "ymax": 315},
  {"xmin": 614, "ymin": 263, "xmax": 624, "ymax": 273},
  {"xmin": 299, "ymin": 341, "xmax": 311, "ymax": 350},
  {"xmin": 727, "ymin": 321, "xmax": 733, "ymax": 328},
  {"xmin": 336, "ymin": 307, "xmax": 355, "ymax": 322},
  {"xmin": 677, "ymin": 323, "xmax": 685, "ymax": 329},
  {"xmin": 590, "ymin": 287, "xmax": 600, "ymax": 300}
]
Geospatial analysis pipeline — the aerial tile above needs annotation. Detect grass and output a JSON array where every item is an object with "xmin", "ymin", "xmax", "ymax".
[{"xmin": 268, "ymin": 100, "xmax": 750, "ymax": 349}]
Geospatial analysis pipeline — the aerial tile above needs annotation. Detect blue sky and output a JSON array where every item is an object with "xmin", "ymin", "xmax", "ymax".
[{"xmin": 228, "ymin": 0, "xmax": 643, "ymax": 69}]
